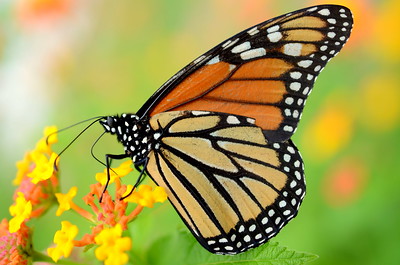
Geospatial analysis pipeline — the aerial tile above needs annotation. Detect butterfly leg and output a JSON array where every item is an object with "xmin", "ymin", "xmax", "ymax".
[
  {"xmin": 120, "ymin": 157, "xmax": 149, "ymax": 200},
  {"xmin": 100, "ymin": 153, "xmax": 129, "ymax": 202}
]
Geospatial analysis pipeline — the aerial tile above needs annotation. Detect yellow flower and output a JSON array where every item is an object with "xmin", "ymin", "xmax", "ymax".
[
  {"xmin": 55, "ymin": 187, "xmax": 78, "ymax": 216},
  {"xmin": 14, "ymin": 152, "xmax": 32, "ymax": 186},
  {"xmin": 27, "ymin": 151, "xmax": 58, "ymax": 184},
  {"xmin": 95, "ymin": 160, "xmax": 133, "ymax": 186},
  {"xmin": 94, "ymin": 224, "xmax": 131, "ymax": 265},
  {"xmin": 13, "ymin": 125, "xmax": 58, "ymax": 186},
  {"xmin": 35, "ymin": 126, "xmax": 58, "ymax": 155},
  {"xmin": 124, "ymin": 184, "xmax": 168, "ymax": 208},
  {"xmin": 9, "ymin": 192, "xmax": 32, "ymax": 233},
  {"xmin": 47, "ymin": 221, "xmax": 78, "ymax": 262}
]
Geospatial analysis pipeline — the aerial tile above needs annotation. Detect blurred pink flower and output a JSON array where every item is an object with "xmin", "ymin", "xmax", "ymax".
[
  {"xmin": 322, "ymin": 158, "xmax": 368, "ymax": 207},
  {"xmin": 16, "ymin": 0, "xmax": 73, "ymax": 28},
  {"xmin": 0, "ymin": 219, "xmax": 32, "ymax": 265}
]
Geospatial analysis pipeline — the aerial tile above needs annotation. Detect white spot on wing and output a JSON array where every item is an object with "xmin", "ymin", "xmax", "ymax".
[
  {"xmin": 328, "ymin": 32, "xmax": 336, "ymax": 38},
  {"xmin": 290, "ymin": 71, "xmax": 302, "ymax": 79},
  {"xmin": 283, "ymin": 125, "xmax": 293, "ymax": 132},
  {"xmin": 222, "ymin": 38, "xmax": 239, "ymax": 49},
  {"xmin": 246, "ymin": 118, "xmax": 255, "ymax": 124},
  {"xmin": 285, "ymin": 97, "xmax": 294, "ymax": 105},
  {"xmin": 318, "ymin": 8, "xmax": 330, "ymax": 16},
  {"xmin": 267, "ymin": 31, "xmax": 282, "ymax": 43},
  {"xmin": 290, "ymin": 82, "xmax": 301, "ymax": 91},
  {"xmin": 307, "ymin": 7, "xmax": 318, "ymax": 12},
  {"xmin": 229, "ymin": 64, "xmax": 237, "ymax": 71},
  {"xmin": 231, "ymin": 41, "xmax": 251, "ymax": 53},
  {"xmin": 327, "ymin": 18, "xmax": 336, "ymax": 24},
  {"xmin": 227, "ymin": 115, "xmax": 240, "ymax": 124},
  {"xmin": 240, "ymin": 48, "xmax": 266, "ymax": 60},
  {"xmin": 267, "ymin": 25, "xmax": 280, "ymax": 33},
  {"xmin": 247, "ymin": 27, "xmax": 259, "ymax": 36},
  {"xmin": 283, "ymin": 43, "xmax": 303, "ymax": 56},
  {"xmin": 192, "ymin": 111, "xmax": 210, "ymax": 116},
  {"xmin": 298, "ymin": 60, "xmax": 313, "ymax": 68},
  {"xmin": 206, "ymin": 55, "xmax": 220, "ymax": 65}
]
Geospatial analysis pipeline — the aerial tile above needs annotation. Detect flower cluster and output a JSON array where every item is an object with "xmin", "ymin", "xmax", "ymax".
[
  {"xmin": 2, "ymin": 126, "xmax": 168, "ymax": 265},
  {"xmin": 0, "ymin": 219, "xmax": 32, "ymax": 265}
]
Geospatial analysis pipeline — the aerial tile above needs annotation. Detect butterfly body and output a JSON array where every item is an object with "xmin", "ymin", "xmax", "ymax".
[
  {"xmin": 100, "ymin": 5, "xmax": 353, "ymax": 254},
  {"xmin": 101, "ymin": 114, "xmax": 155, "ymax": 163}
]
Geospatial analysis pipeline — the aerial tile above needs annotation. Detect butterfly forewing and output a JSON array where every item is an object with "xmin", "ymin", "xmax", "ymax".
[
  {"xmin": 137, "ymin": 5, "xmax": 353, "ymax": 142},
  {"xmin": 145, "ymin": 111, "xmax": 305, "ymax": 254}
]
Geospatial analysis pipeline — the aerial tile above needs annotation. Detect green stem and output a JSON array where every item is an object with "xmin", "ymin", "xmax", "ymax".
[{"xmin": 32, "ymin": 250, "xmax": 88, "ymax": 265}]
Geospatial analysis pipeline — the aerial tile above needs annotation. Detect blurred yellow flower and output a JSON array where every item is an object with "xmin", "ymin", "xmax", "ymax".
[
  {"xmin": 374, "ymin": 0, "xmax": 400, "ymax": 61},
  {"xmin": 27, "ymin": 151, "xmax": 58, "ymax": 184},
  {"xmin": 9, "ymin": 192, "xmax": 32, "ymax": 233},
  {"xmin": 124, "ymin": 184, "xmax": 168, "ymax": 208},
  {"xmin": 360, "ymin": 75, "xmax": 400, "ymax": 132},
  {"xmin": 14, "ymin": 152, "xmax": 32, "ymax": 186},
  {"xmin": 47, "ymin": 221, "xmax": 78, "ymax": 262},
  {"xmin": 94, "ymin": 224, "xmax": 131, "ymax": 265},
  {"xmin": 55, "ymin": 186, "xmax": 78, "ymax": 216},
  {"xmin": 35, "ymin": 126, "xmax": 58, "ymax": 155},
  {"xmin": 13, "ymin": 126, "xmax": 58, "ymax": 186},
  {"xmin": 95, "ymin": 160, "xmax": 133, "ymax": 186},
  {"xmin": 301, "ymin": 98, "xmax": 354, "ymax": 160}
]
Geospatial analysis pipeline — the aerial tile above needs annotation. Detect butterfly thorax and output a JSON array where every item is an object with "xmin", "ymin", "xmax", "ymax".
[{"xmin": 100, "ymin": 114, "xmax": 154, "ymax": 163}]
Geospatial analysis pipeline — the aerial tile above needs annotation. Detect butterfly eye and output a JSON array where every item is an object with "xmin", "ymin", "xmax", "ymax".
[
  {"xmin": 107, "ymin": 116, "xmax": 115, "ymax": 127},
  {"xmin": 99, "ymin": 116, "xmax": 115, "ymax": 133}
]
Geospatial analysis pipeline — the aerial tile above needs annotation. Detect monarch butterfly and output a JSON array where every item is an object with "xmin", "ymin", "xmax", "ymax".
[{"xmin": 99, "ymin": 5, "xmax": 353, "ymax": 254}]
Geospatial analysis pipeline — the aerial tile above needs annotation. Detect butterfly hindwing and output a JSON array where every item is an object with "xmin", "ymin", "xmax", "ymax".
[
  {"xmin": 137, "ymin": 5, "xmax": 353, "ymax": 142},
  {"xmin": 145, "ymin": 111, "xmax": 305, "ymax": 254}
]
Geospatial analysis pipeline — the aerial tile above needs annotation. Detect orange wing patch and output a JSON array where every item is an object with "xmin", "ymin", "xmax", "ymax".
[
  {"xmin": 206, "ymin": 80, "xmax": 286, "ymax": 104},
  {"xmin": 150, "ymin": 61, "xmax": 234, "ymax": 116},
  {"xmin": 231, "ymin": 58, "xmax": 291, "ymax": 79}
]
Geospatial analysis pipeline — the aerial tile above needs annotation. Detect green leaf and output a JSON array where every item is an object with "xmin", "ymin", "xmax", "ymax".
[{"xmin": 146, "ymin": 230, "xmax": 318, "ymax": 265}]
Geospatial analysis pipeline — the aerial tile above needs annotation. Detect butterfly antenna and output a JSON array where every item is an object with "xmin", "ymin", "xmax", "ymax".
[
  {"xmin": 46, "ymin": 116, "xmax": 104, "ymax": 145},
  {"xmin": 91, "ymin": 131, "xmax": 107, "ymax": 167},
  {"xmin": 54, "ymin": 117, "xmax": 105, "ymax": 168}
]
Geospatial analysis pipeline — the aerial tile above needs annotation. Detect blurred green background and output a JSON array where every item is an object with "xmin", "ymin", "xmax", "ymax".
[{"xmin": 1, "ymin": 0, "xmax": 399, "ymax": 264}]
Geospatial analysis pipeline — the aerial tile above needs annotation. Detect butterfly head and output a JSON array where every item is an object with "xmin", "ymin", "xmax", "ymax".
[{"xmin": 100, "ymin": 114, "xmax": 153, "ymax": 163}]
